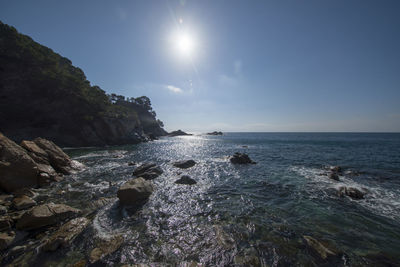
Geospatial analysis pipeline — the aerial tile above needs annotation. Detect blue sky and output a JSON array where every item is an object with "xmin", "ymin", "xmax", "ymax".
[{"xmin": 1, "ymin": 0, "xmax": 400, "ymax": 132}]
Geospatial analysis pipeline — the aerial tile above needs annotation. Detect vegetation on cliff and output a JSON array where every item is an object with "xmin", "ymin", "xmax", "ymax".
[{"xmin": 0, "ymin": 21, "xmax": 166, "ymax": 146}]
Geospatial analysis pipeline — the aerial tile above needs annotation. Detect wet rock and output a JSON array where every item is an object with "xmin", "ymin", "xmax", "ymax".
[
  {"xmin": 0, "ymin": 132, "xmax": 39, "ymax": 192},
  {"xmin": 338, "ymin": 186, "xmax": 365, "ymax": 199},
  {"xmin": 42, "ymin": 217, "xmax": 90, "ymax": 251},
  {"xmin": 0, "ymin": 231, "xmax": 15, "ymax": 250},
  {"xmin": 128, "ymin": 162, "xmax": 135, "ymax": 166},
  {"xmin": 0, "ymin": 216, "xmax": 12, "ymax": 231},
  {"xmin": 72, "ymin": 259, "xmax": 87, "ymax": 267},
  {"xmin": 303, "ymin": 235, "xmax": 338, "ymax": 260},
  {"xmin": 84, "ymin": 197, "xmax": 115, "ymax": 215},
  {"xmin": 173, "ymin": 160, "xmax": 196, "ymax": 169},
  {"xmin": 175, "ymin": 175, "xmax": 197, "ymax": 185},
  {"xmin": 0, "ymin": 194, "xmax": 13, "ymax": 204},
  {"xmin": 329, "ymin": 166, "xmax": 342, "ymax": 174},
  {"xmin": 90, "ymin": 235, "xmax": 124, "ymax": 263},
  {"xmin": 229, "ymin": 152, "xmax": 256, "ymax": 164},
  {"xmin": 33, "ymin": 137, "xmax": 72, "ymax": 174},
  {"xmin": 0, "ymin": 205, "xmax": 7, "ymax": 215},
  {"xmin": 132, "ymin": 163, "xmax": 156, "ymax": 176},
  {"xmin": 140, "ymin": 171, "xmax": 161, "ymax": 180},
  {"xmin": 12, "ymin": 188, "xmax": 36, "ymax": 198},
  {"xmin": 328, "ymin": 172, "xmax": 339, "ymax": 181},
  {"xmin": 117, "ymin": 178, "xmax": 153, "ymax": 206},
  {"xmin": 16, "ymin": 203, "xmax": 81, "ymax": 230},
  {"xmin": 12, "ymin": 195, "xmax": 37, "ymax": 210},
  {"xmin": 8, "ymin": 245, "xmax": 26, "ymax": 258}
]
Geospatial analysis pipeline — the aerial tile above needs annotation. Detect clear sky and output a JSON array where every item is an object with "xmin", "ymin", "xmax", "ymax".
[{"xmin": 1, "ymin": 0, "xmax": 400, "ymax": 132}]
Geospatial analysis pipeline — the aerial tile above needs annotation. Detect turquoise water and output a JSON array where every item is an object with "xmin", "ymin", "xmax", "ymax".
[{"xmin": 34, "ymin": 133, "xmax": 400, "ymax": 266}]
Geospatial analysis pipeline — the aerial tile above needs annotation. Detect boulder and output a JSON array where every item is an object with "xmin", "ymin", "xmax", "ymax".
[
  {"xmin": 229, "ymin": 153, "xmax": 256, "ymax": 164},
  {"xmin": 132, "ymin": 163, "xmax": 156, "ymax": 176},
  {"xmin": 173, "ymin": 160, "xmax": 196, "ymax": 169},
  {"xmin": 0, "ymin": 132, "xmax": 39, "ymax": 192},
  {"xmin": 90, "ymin": 235, "xmax": 124, "ymax": 263},
  {"xmin": 0, "ymin": 205, "xmax": 7, "ymax": 215},
  {"xmin": 42, "ymin": 217, "xmax": 90, "ymax": 251},
  {"xmin": 12, "ymin": 195, "xmax": 37, "ymax": 210},
  {"xmin": 33, "ymin": 137, "xmax": 72, "ymax": 174},
  {"xmin": 0, "ymin": 231, "xmax": 15, "ymax": 250},
  {"xmin": 20, "ymin": 140, "xmax": 49, "ymax": 165},
  {"xmin": 175, "ymin": 175, "xmax": 197, "ymax": 185},
  {"xmin": 117, "ymin": 178, "xmax": 153, "ymax": 206},
  {"xmin": 140, "ymin": 172, "xmax": 161, "ymax": 180},
  {"xmin": 16, "ymin": 203, "xmax": 81, "ymax": 230},
  {"xmin": 329, "ymin": 166, "xmax": 342, "ymax": 174},
  {"xmin": 338, "ymin": 186, "xmax": 365, "ymax": 200}
]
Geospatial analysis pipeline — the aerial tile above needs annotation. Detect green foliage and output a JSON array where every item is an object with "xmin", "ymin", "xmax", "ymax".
[{"xmin": 0, "ymin": 20, "xmax": 165, "ymax": 130}]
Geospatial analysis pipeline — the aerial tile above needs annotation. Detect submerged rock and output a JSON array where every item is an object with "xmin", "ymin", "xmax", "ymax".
[
  {"xmin": 229, "ymin": 152, "xmax": 256, "ymax": 164},
  {"xmin": 175, "ymin": 175, "xmax": 197, "ymax": 185},
  {"xmin": 117, "ymin": 178, "xmax": 153, "ymax": 206},
  {"xmin": 303, "ymin": 235, "xmax": 338, "ymax": 260},
  {"xmin": 16, "ymin": 203, "xmax": 81, "ymax": 230},
  {"xmin": 338, "ymin": 186, "xmax": 365, "ymax": 199},
  {"xmin": 328, "ymin": 172, "xmax": 339, "ymax": 181},
  {"xmin": 42, "ymin": 217, "xmax": 90, "ymax": 251},
  {"xmin": 173, "ymin": 160, "xmax": 196, "ymax": 169},
  {"xmin": 90, "ymin": 235, "xmax": 124, "ymax": 263},
  {"xmin": 12, "ymin": 195, "xmax": 36, "ymax": 210},
  {"xmin": 0, "ymin": 132, "xmax": 39, "ymax": 192}
]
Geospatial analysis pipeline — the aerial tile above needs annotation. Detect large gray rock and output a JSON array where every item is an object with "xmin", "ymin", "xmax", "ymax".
[
  {"xmin": 173, "ymin": 160, "xmax": 196, "ymax": 169},
  {"xmin": 33, "ymin": 137, "xmax": 72, "ymax": 174},
  {"xmin": 117, "ymin": 178, "xmax": 153, "ymax": 205},
  {"xmin": 16, "ymin": 203, "xmax": 81, "ymax": 230},
  {"xmin": 42, "ymin": 217, "xmax": 90, "ymax": 251},
  {"xmin": 0, "ymin": 132, "xmax": 39, "ymax": 192}
]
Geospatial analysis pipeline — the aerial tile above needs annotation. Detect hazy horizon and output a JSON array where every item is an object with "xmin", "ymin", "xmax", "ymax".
[{"xmin": 1, "ymin": 0, "xmax": 399, "ymax": 133}]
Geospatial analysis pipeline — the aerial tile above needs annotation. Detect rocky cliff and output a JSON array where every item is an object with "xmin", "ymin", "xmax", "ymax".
[{"xmin": 0, "ymin": 21, "xmax": 167, "ymax": 147}]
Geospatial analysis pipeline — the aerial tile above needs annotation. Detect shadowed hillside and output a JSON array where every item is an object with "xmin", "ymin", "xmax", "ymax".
[{"xmin": 0, "ymin": 21, "xmax": 166, "ymax": 147}]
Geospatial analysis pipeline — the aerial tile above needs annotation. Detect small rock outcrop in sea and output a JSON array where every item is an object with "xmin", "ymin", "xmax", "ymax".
[
  {"xmin": 173, "ymin": 160, "xmax": 196, "ymax": 169},
  {"xmin": 175, "ymin": 175, "xmax": 197, "ymax": 185},
  {"xmin": 229, "ymin": 152, "xmax": 256, "ymax": 164},
  {"xmin": 327, "ymin": 166, "xmax": 341, "ymax": 181},
  {"xmin": 42, "ymin": 217, "xmax": 90, "ymax": 252},
  {"xmin": 16, "ymin": 203, "xmax": 81, "ymax": 230},
  {"xmin": 338, "ymin": 186, "xmax": 365, "ymax": 199},
  {"xmin": 0, "ymin": 132, "xmax": 82, "ymax": 192},
  {"xmin": 206, "ymin": 131, "xmax": 223, "ymax": 135},
  {"xmin": 117, "ymin": 178, "xmax": 153, "ymax": 205},
  {"xmin": 168, "ymin": 130, "xmax": 192, "ymax": 137},
  {"xmin": 132, "ymin": 163, "xmax": 163, "ymax": 180}
]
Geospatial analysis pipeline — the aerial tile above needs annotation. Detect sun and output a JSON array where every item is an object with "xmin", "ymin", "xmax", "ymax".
[{"xmin": 172, "ymin": 31, "xmax": 196, "ymax": 59}]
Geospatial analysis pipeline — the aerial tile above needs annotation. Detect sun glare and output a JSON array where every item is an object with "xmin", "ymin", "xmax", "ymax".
[{"xmin": 172, "ymin": 31, "xmax": 196, "ymax": 59}]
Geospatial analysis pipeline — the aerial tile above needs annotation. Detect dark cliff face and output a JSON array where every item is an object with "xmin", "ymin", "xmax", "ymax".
[{"xmin": 0, "ymin": 21, "xmax": 167, "ymax": 147}]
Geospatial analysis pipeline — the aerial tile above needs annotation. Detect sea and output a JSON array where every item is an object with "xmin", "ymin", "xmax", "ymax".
[{"xmin": 30, "ymin": 133, "xmax": 400, "ymax": 266}]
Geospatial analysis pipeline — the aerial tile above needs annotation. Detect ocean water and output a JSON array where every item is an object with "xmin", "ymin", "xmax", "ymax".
[{"xmin": 29, "ymin": 133, "xmax": 400, "ymax": 266}]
